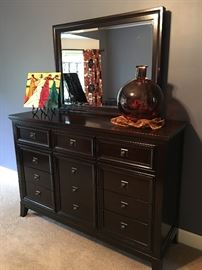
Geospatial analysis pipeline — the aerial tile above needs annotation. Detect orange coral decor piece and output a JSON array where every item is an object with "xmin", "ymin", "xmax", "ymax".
[{"xmin": 111, "ymin": 115, "xmax": 165, "ymax": 130}]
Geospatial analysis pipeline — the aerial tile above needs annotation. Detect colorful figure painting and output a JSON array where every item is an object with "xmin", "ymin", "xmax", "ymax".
[{"xmin": 24, "ymin": 72, "xmax": 61, "ymax": 109}]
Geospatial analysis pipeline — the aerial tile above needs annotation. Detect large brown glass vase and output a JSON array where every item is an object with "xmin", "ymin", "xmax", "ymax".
[{"xmin": 117, "ymin": 65, "xmax": 164, "ymax": 120}]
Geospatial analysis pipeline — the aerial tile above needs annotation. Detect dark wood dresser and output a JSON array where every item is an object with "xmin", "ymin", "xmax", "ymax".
[{"xmin": 9, "ymin": 111, "xmax": 185, "ymax": 270}]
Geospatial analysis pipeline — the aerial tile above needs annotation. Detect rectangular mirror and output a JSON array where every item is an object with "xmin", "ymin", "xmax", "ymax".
[{"xmin": 53, "ymin": 6, "xmax": 165, "ymax": 111}]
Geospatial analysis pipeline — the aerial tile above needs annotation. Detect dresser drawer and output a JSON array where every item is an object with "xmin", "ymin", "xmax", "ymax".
[
  {"xmin": 99, "ymin": 165, "xmax": 154, "ymax": 203},
  {"xmin": 57, "ymin": 157, "xmax": 94, "ymax": 190},
  {"xmin": 104, "ymin": 190, "xmax": 151, "ymax": 223},
  {"xmin": 97, "ymin": 139, "xmax": 155, "ymax": 169},
  {"xmin": 103, "ymin": 210, "xmax": 150, "ymax": 247},
  {"xmin": 22, "ymin": 150, "xmax": 51, "ymax": 173},
  {"xmin": 17, "ymin": 126, "xmax": 50, "ymax": 147},
  {"xmin": 59, "ymin": 189, "xmax": 94, "ymax": 224},
  {"xmin": 53, "ymin": 131, "xmax": 93, "ymax": 156},
  {"xmin": 24, "ymin": 166, "xmax": 52, "ymax": 190},
  {"xmin": 25, "ymin": 182, "xmax": 54, "ymax": 209}
]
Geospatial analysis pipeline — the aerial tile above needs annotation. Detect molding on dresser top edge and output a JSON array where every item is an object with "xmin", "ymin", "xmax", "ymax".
[{"xmin": 0, "ymin": 165, "xmax": 201, "ymax": 251}]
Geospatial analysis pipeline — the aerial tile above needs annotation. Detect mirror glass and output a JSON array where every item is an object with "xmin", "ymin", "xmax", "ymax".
[
  {"xmin": 53, "ymin": 7, "xmax": 165, "ymax": 109},
  {"xmin": 61, "ymin": 23, "xmax": 153, "ymax": 106}
]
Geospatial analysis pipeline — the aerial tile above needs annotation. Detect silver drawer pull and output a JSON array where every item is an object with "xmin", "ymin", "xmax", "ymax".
[
  {"xmin": 121, "ymin": 180, "xmax": 128, "ymax": 188},
  {"xmin": 69, "ymin": 138, "xmax": 76, "ymax": 147},
  {"xmin": 35, "ymin": 190, "xmax": 41, "ymax": 196},
  {"xmin": 72, "ymin": 186, "xmax": 79, "ymax": 192},
  {"xmin": 120, "ymin": 221, "xmax": 128, "ymax": 230},
  {"xmin": 33, "ymin": 174, "xmax": 40, "ymax": 181},
  {"xmin": 71, "ymin": 167, "xmax": 77, "ymax": 174},
  {"xmin": 29, "ymin": 132, "xmax": 36, "ymax": 140},
  {"xmin": 121, "ymin": 201, "xmax": 128, "ymax": 208},
  {"xmin": 32, "ymin": 157, "xmax": 38, "ymax": 164},
  {"xmin": 120, "ymin": 148, "xmax": 128, "ymax": 157},
  {"xmin": 72, "ymin": 204, "xmax": 79, "ymax": 210}
]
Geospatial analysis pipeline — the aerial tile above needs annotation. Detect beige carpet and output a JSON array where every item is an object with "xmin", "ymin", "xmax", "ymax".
[{"xmin": 0, "ymin": 167, "xmax": 202, "ymax": 270}]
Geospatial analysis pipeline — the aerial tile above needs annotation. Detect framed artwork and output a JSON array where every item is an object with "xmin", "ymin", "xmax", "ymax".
[{"xmin": 24, "ymin": 72, "xmax": 61, "ymax": 109}]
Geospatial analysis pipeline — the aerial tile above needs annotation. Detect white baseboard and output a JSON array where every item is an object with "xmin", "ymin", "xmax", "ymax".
[
  {"xmin": 178, "ymin": 229, "xmax": 202, "ymax": 250},
  {"xmin": 0, "ymin": 166, "xmax": 17, "ymax": 175},
  {"xmin": 0, "ymin": 166, "xmax": 18, "ymax": 184}
]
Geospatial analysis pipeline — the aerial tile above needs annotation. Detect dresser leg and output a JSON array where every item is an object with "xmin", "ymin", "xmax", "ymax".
[
  {"xmin": 151, "ymin": 258, "xmax": 163, "ymax": 270},
  {"xmin": 20, "ymin": 203, "xmax": 28, "ymax": 217}
]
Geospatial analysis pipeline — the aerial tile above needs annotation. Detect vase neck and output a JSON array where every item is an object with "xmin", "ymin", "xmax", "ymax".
[{"xmin": 136, "ymin": 65, "xmax": 148, "ymax": 79}]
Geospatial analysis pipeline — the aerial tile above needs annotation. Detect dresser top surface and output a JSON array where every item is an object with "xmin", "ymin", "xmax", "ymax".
[{"xmin": 9, "ymin": 111, "xmax": 186, "ymax": 141}]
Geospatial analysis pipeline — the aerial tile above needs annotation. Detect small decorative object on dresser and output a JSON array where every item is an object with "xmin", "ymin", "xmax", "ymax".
[
  {"xmin": 113, "ymin": 65, "xmax": 165, "ymax": 129},
  {"xmin": 117, "ymin": 65, "xmax": 164, "ymax": 120}
]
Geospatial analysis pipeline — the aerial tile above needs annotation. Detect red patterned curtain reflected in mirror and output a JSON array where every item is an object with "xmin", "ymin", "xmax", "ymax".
[{"xmin": 83, "ymin": 49, "xmax": 102, "ymax": 106}]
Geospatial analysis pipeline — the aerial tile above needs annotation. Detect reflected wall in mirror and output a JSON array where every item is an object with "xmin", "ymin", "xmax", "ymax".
[{"xmin": 53, "ymin": 7, "xmax": 165, "ymax": 110}]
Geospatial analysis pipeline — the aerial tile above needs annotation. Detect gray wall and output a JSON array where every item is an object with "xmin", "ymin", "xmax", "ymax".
[
  {"xmin": 0, "ymin": 0, "xmax": 201, "ymax": 235},
  {"xmin": 104, "ymin": 25, "xmax": 152, "ymax": 100}
]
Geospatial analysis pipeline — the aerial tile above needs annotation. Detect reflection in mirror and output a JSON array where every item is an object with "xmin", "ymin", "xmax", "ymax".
[{"xmin": 61, "ymin": 23, "xmax": 153, "ymax": 106}]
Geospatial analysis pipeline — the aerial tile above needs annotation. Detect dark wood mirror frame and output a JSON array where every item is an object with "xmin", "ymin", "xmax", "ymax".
[{"xmin": 52, "ymin": 6, "xmax": 167, "ymax": 115}]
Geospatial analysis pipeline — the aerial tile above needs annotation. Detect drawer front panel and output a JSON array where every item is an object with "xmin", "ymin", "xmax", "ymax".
[
  {"xmin": 54, "ymin": 132, "xmax": 93, "ymax": 156},
  {"xmin": 101, "ymin": 166, "xmax": 153, "ymax": 203},
  {"xmin": 103, "ymin": 210, "xmax": 150, "ymax": 247},
  {"xmin": 60, "ymin": 190, "xmax": 94, "ymax": 223},
  {"xmin": 25, "ymin": 182, "xmax": 54, "ymax": 209},
  {"xmin": 97, "ymin": 139, "xmax": 155, "ymax": 169},
  {"xmin": 104, "ymin": 190, "xmax": 151, "ymax": 223},
  {"xmin": 24, "ymin": 166, "xmax": 52, "ymax": 190},
  {"xmin": 58, "ymin": 158, "xmax": 94, "ymax": 190},
  {"xmin": 17, "ymin": 126, "xmax": 49, "ymax": 146},
  {"xmin": 22, "ymin": 150, "xmax": 51, "ymax": 173}
]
